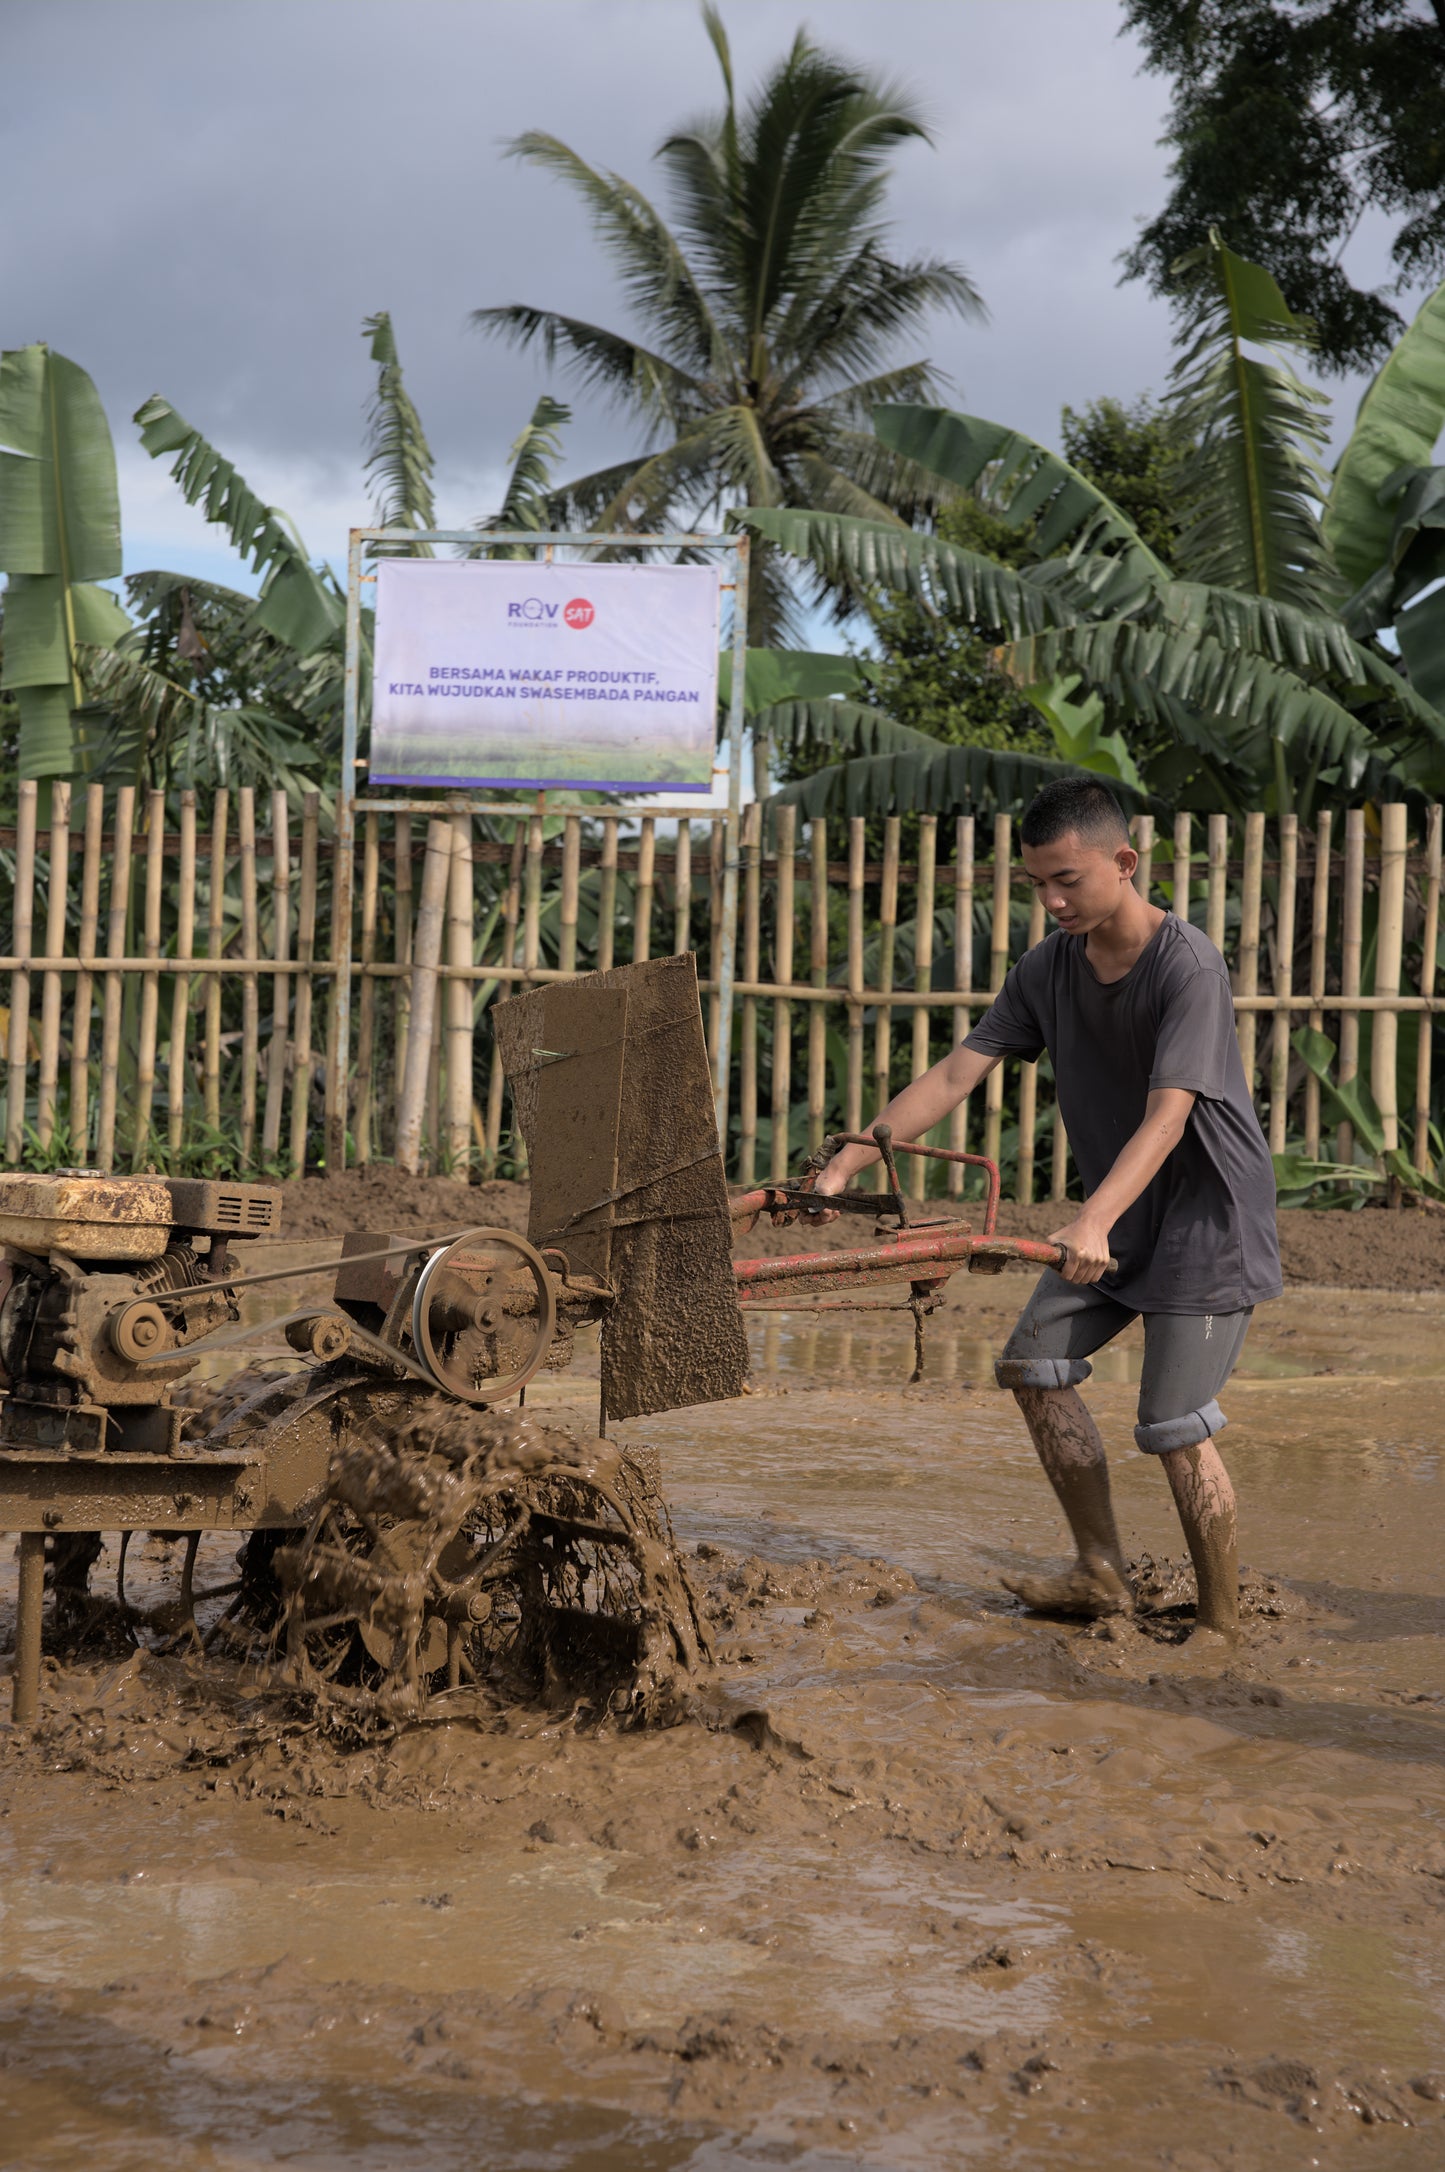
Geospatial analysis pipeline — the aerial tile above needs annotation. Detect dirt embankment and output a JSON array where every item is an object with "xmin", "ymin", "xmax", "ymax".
[{"xmin": 277, "ymin": 1169, "xmax": 1445, "ymax": 1291}]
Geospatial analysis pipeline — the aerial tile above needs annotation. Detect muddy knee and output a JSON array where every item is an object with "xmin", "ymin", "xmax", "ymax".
[
  {"xmin": 1133, "ymin": 1399, "xmax": 1226, "ymax": 1455},
  {"xmin": 995, "ymin": 1356, "xmax": 1093, "ymax": 1394}
]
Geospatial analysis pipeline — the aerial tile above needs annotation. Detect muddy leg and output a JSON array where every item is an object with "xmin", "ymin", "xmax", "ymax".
[
  {"xmin": 1002, "ymin": 1387, "xmax": 1134, "ymax": 1618},
  {"xmin": 1159, "ymin": 1438, "xmax": 1238, "ymax": 1640}
]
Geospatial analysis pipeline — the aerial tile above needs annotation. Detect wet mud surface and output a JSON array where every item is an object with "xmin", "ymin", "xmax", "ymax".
[{"xmin": 3, "ymin": 1270, "xmax": 1444, "ymax": 2168}]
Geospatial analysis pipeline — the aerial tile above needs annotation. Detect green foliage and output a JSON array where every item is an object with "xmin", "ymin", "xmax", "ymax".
[
  {"xmin": 473, "ymin": 7, "xmax": 981, "ymax": 643},
  {"xmin": 1059, "ymin": 396, "xmax": 1188, "ymax": 570},
  {"xmin": 1122, "ymin": 0, "xmax": 1445, "ymax": 375},
  {"xmin": 1326, "ymin": 273, "xmax": 1445, "ymax": 597},
  {"xmin": 0, "ymin": 344, "xmax": 125, "ymax": 777},
  {"xmin": 133, "ymin": 394, "xmax": 343, "ymax": 654},
  {"xmin": 362, "ymin": 311, "xmax": 437, "ymax": 551},
  {"xmin": 744, "ymin": 362, "xmax": 1445, "ymax": 821},
  {"xmin": 1168, "ymin": 231, "xmax": 1341, "ymax": 610},
  {"xmin": 469, "ymin": 395, "xmax": 573, "ymax": 557},
  {"xmin": 1278, "ymin": 1025, "xmax": 1445, "ymax": 1205}
]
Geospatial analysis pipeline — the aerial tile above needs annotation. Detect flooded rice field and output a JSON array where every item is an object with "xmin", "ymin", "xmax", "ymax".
[{"xmin": 2, "ymin": 1262, "xmax": 1443, "ymax": 2169}]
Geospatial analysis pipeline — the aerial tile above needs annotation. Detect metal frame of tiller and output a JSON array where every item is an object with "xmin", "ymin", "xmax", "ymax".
[{"xmin": 729, "ymin": 1125, "xmax": 1084, "ymax": 1379}]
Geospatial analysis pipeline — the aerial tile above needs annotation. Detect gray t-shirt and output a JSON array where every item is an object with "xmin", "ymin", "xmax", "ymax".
[{"xmin": 964, "ymin": 913, "xmax": 1282, "ymax": 1314}]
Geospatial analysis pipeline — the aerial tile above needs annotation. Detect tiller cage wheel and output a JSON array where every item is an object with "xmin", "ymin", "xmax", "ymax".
[{"xmin": 274, "ymin": 1390, "xmax": 705, "ymax": 1723}]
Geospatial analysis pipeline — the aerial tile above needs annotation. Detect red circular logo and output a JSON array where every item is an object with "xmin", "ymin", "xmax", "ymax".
[{"xmin": 563, "ymin": 597, "xmax": 595, "ymax": 630}]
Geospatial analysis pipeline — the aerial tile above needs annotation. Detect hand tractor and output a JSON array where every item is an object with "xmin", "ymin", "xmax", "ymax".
[{"xmin": 1, "ymin": 955, "xmax": 1084, "ymax": 1729}]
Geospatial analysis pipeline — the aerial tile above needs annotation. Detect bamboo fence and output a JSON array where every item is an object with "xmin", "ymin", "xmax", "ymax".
[{"xmin": 1, "ymin": 786, "xmax": 1442, "ymax": 1197}]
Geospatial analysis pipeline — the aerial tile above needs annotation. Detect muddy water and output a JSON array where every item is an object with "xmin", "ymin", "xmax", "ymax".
[{"xmin": 2, "ymin": 1279, "xmax": 1443, "ymax": 2168}]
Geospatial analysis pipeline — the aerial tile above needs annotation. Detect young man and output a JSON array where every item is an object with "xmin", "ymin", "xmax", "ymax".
[{"xmin": 811, "ymin": 777, "xmax": 1281, "ymax": 1643}]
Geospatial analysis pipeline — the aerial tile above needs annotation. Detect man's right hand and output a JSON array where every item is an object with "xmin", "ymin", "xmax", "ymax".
[{"xmin": 804, "ymin": 1157, "xmax": 854, "ymax": 1224}]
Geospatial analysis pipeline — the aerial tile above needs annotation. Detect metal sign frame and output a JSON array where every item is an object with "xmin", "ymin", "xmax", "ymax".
[{"xmin": 331, "ymin": 526, "xmax": 750, "ymax": 1168}]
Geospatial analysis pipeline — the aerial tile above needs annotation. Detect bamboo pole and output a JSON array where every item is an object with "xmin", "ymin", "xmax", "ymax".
[
  {"xmin": 70, "ymin": 783, "xmax": 104, "ymax": 1160},
  {"xmin": 597, "ymin": 817, "xmax": 618, "ymax": 973},
  {"xmin": 237, "ymin": 788, "xmax": 259, "ymax": 1169},
  {"xmin": 203, "ymin": 790, "xmax": 228, "ymax": 1136},
  {"xmin": 1236, "ymin": 811, "xmax": 1265, "ymax": 1093},
  {"xmin": 910, "ymin": 815, "xmax": 937, "ymax": 1201},
  {"xmin": 130, "ymin": 791, "xmax": 167, "ymax": 1167},
  {"xmin": 807, "ymin": 816, "xmax": 828, "ymax": 1154},
  {"xmin": 871, "ymin": 816, "xmax": 901, "ymax": 1191},
  {"xmin": 35, "ymin": 781, "xmax": 71, "ymax": 1152},
  {"xmin": 1372, "ymin": 802, "xmax": 1409, "ymax": 1153},
  {"xmin": 984, "ymin": 814, "xmax": 1011, "ymax": 1168},
  {"xmin": 96, "ymin": 784, "xmax": 136, "ymax": 1175},
  {"xmin": 354, "ymin": 810, "xmax": 380, "ymax": 1165},
  {"xmin": 707, "ymin": 818, "xmax": 724, "ymax": 1057},
  {"xmin": 635, "ymin": 814, "xmax": 654, "ymax": 964},
  {"xmin": 1268, "ymin": 813, "xmax": 1298, "ymax": 1154},
  {"xmin": 1206, "ymin": 814, "xmax": 1228, "ymax": 955},
  {"xmin": 1414, "ymin": 804, "xmax": 1442, "ymax": 1174},
  {"xmin": 1172, "ymin": 811, "xmax": 1191, "ymax": 927},
  {"xmin": 320, "ymin": 787, "xmax": 347, "ymax": 1171},
  {"xmin": 5, "ymin": 781, "xmax": 37, "ymax": 1164},
  {"xmin": 1338, "ymin": 808, "xmax": 1366, "ymax": 1163},
  {"xmin": 1132, "ymin": 812, "xmax": 1155, "ymax": 898},
  {"xmin": 559, "ymin": 813, "xmax": 581, "ymax": 975},
  {"xmin": 949, "ymin": 816, "xmax": 975, "ymax": 1198},
  {"xmin": 521, "ymin": 805, "xmax": 544, "ymax": 980},
  {"xmin": 673, "ymin": 821, "xmax": 691, "ymax": 958},
  {"xmin": 166, "ymin": 790, "xmax": 197, "ymax": 1160},
  {"xmin": 261, "ymin": 790, "xmax": 291, "ymax": 1162},
  {"xmin": 395, "ymin": 821, "xmax": 454, "ymax": 1174},
  {"xmin": 770, "ymin": 804, "xmax": 796, "ymax": 1182},
  {"xmin": 286, "ymin": 791, "xmax": 319, "ymax": 1177},
  {"xmin": 1303, "ymin": 810, "xmax": 1332, "ymax": 1158},
  {"xmin": 484, "ymin": 821, "xmax": 526, "ymax": 1168},
  {"xmin": 445, "ymin": 808, "xmax": 474, "ymax": 1170},
  {"xmin": 846, "ymin": 817, "xmax": 866, "ymax": 1138},
  {"xmin": 1016, "ymin": 891, "xmax": 1047, "ymax": 1204},
  {"xmin": 393, "ymin": 812, "xmax": 413, "ymax": 1119},
  {"xmin": 738, "ymin": 800, "xmax": 761, "ymax": 1186}
]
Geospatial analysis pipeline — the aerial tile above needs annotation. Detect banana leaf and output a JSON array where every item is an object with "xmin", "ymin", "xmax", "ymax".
[
  {"xmin": 0, "ymin": 345, "xmax": 125, "ymax": 776},
  {"xmin": 134, "ymin": 395, "xmax": 342, "ymax": 654},
  {"xmin": 1325, "ymin": 273, "xmax": 1445, "ymax": 594}
]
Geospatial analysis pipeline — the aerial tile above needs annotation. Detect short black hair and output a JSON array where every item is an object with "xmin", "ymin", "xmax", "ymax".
[{"xmin": 1019, "ymin": 777, "xmax": 1130, "ymax": 852}]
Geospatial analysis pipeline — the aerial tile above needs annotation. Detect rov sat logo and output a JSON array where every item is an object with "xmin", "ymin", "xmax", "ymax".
[{"xmin": 563, "ymin": 597, "xmax": 595, "ymax": 630}]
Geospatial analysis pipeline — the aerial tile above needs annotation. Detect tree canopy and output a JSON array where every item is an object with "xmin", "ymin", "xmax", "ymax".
[
  {"xmin": 1122, "ymin": 0, "xmax": 1445, "ymax": 374},
  {"xmin": 472, "ymin": 3, "xmax": 981, "ymax": 644}
]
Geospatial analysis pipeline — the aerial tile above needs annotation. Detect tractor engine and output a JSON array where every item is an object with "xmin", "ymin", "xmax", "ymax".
[{"xmin": 0, "ymin": 1172, "xmax": 281, "ymax": 1458}]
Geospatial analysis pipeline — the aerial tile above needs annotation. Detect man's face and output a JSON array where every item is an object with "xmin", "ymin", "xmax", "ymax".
[{"xmin": 1020, "ymin": 829, "xmax": 1138, "ymax": 934}]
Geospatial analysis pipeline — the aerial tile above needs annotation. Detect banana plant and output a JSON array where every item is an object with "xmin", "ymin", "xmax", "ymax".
[
  {"xmin": 1323, "ymin": 274, "xmax": 1445, "ymax": 714},
  {"xmin": 0, "ymin": 344, "xmax": 130, "ymax": 778},
  {"xmin": 362, "ymin": 311, "xmax": 437, "ymax": 552},
  {"xmin": 1273, "ymin": 1025, "xmax": 1445, "ymax": 1207}
]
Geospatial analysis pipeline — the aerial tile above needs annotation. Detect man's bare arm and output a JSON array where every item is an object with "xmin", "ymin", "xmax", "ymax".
[
  {"xmin": 1048, "ymin": 1087, "xmax": 1196, "ymax": 1285},
  {"xmin": 811, "ymin": 1043, "xmax": 1001, "ymax": 1204}
]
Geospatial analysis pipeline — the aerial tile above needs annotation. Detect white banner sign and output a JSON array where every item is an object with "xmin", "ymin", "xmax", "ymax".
[{"xmin": 370, "ymin": 560, "xmax": 721, "ymax": 792}]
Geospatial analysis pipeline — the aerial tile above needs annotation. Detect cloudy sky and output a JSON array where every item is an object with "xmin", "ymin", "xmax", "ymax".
[{"xmin": 6, "ymin": 0, "xmax": 1410, "ymax": 595}]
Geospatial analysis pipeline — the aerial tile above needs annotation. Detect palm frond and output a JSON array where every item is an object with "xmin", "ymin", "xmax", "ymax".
[
  {"xmin": 737, "ymin": 503, "xmax": 1051, "ymax": 638},
  {"xmin": 471, "ymin": 305, "xmax": 703, "ymax": 432}
]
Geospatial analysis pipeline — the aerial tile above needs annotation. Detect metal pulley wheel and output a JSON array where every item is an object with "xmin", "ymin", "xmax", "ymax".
[{"xmin": 410, "ymin": 1227, "xmax": 556, "ymax": 1404}]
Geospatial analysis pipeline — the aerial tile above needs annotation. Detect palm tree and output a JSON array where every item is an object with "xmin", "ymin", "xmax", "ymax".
[{"xmin": 472, "ymin": 4, "xmax": 982, "ymax": 656}]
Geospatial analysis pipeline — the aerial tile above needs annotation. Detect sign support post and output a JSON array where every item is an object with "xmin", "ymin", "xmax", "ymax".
[{"xmin": 326, "ymin": 527, "xmax": 750, "ymax": 1173}]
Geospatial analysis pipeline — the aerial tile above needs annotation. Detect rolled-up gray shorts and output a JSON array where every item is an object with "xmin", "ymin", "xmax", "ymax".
[{"xmin": 994, "ymin": 1271, "xmax": 1252, "ymax": 1454}]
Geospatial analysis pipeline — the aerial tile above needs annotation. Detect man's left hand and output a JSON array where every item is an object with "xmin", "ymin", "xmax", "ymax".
[{"xmin": 1047, "ymin": 1212, "xmax": 1114, "ymax": 1286}]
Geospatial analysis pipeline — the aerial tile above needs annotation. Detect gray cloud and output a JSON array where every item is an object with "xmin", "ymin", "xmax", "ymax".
[{"xmin": 4, "ymin": 0, "xmax": 1407, "ymax": 582}]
